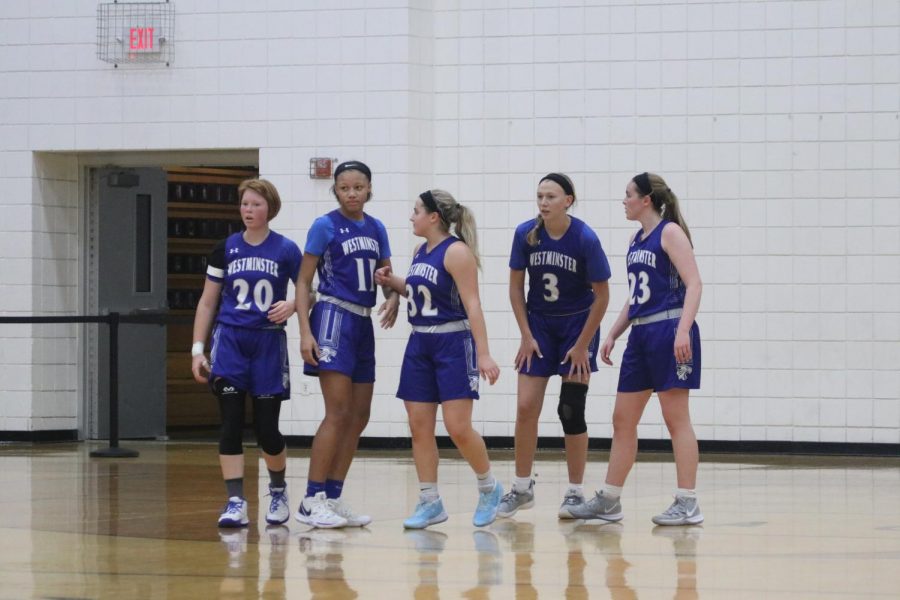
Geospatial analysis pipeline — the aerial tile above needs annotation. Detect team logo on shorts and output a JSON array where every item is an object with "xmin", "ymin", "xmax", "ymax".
[
  {"xmin": 468, "ymin": 374, "xmax": 479, "ymax": 392},
  {"xmin": 676, "ymin": 364, "xmax": 693, "ymax": 381},
  {"xmin": 318, "ymin": 346, "xmax": 337, "ymax": 363}
]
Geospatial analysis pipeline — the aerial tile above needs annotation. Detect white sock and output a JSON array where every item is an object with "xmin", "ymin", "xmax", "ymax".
[
  {"xmin": 602, "ymin": 483, "xmax": 623, "ymax": 499},
  {"xmin": 476, "ymin": 470, "xmax": 496, "ymax": 493},
  {"xmin": 419, "ymin": 482, "xmax": 439, "ymax": 502},
  {"xmin": 513, "ymin": 477, "xmax": 533, "ymax": 493},
  {"xmin": 567, "ymin": 483, "xmax": 585, "ymax": 497},
  {"xmin": 676, "ymin": 487, "xmax": 696, "ymax": 498}
]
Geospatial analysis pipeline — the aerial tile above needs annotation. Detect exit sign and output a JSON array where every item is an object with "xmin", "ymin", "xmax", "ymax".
[
  {"xmin": 97, "ymin": 2, "xmax": 174, "ymax": 66},
  {"xmin": 128, "ymin": 27, "xmax": 158, "ymax": 53}
]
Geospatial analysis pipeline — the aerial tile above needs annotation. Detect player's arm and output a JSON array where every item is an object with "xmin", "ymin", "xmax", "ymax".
[
  {"xmin": 662, "ymin": 222, "xmax": 702, "ymax": 363},
  {"xmin": 296, "ymin": 253, "xmax": 321, "ymax": 365},
  {"xmin": 445, "ymin": 241, "xmax": 500, "ymax": 385},
  {"xmin": 510, "ymin": 268, "xmax": 542, "ymax": 371},
  {"xmin": 376, "ymin": 257, "xmax": 400, "ymax": 329},
  {"xmin": 191, "ymin": 278, "xmax": 222, "ymax": 383}
]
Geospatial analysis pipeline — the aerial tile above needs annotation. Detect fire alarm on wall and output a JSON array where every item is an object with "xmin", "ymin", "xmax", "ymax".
[{"xmin": 309, "ymin": 158, "xmax": 336, "ymax": 179}]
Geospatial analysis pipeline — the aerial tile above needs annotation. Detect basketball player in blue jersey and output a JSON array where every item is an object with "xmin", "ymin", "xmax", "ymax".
[
  {"xmin": 190, "ymin": 178, "xmax": 302, "ymax": 528},
  {"xmin": 374, "ymin": 189, "xmax": 503, "ymax": 530},
  {"xmin": 571, "ymin": 172, "xmax": 704, "ymax": 526},
  {"xmin": 295, "ymin": 161, "xmax": 399, "ymax": 528},
  {"xmin": 497, "ymin": 173, "xmax": 612, "ymax": 520}
]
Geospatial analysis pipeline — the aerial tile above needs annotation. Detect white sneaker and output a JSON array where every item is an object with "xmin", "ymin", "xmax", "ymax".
[
  {"xmin": 295, "ymin": 491, "xmax": 348, "ymax": 529},
  {"xmin": 330, "ymin": 497, "xmax": 372, "ymax": 527},
  {"xmin": 218, "ymin": 496, "xmax": 249, "ymax": 528},
  {"xmin": 265, "ymin": 484, "xmax": 290, "ymax": 525}
]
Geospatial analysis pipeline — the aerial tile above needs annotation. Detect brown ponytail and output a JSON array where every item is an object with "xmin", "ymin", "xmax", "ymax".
[{"xmin": 643, "ymin": 173, "xmax": 692, "ymax": 246}]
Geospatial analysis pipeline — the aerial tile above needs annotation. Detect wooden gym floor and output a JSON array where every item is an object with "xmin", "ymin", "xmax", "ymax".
[{"xmin": 0, "ymin": 442, "xmax": 897, "ymax": 599}]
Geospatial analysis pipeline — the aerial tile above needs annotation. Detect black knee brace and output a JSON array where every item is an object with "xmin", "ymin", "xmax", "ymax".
[
  {"xmin": 214, "ymin": 378, "xmax": 246, "ymax": 455},
  {"xmin": 253, "ymin": 395, "xmax": 285, "ymax": 456},
  {"xmin": 557, "ymin": 382, "xmax": 589, "ymax": 435}
]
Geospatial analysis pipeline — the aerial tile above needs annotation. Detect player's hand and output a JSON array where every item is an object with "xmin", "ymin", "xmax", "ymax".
[
  {"xmin": 374, "ymin": 265, "xmax": 393, "ymax": 287},
  {"xmin": 377, "ymin": 292, "xmax": 399, "ymax": 329},
  {"xmin": 478, "ymin": 354, "xmax": 500, "ymax": 385},
  {"xmin": 514, "ymin": 337, "xmax": 543, "ymax": 373},
  {"xmin": 301, "ymin": 336, "xmax": 319, "ymax": 366},
  {"xmin": 191, "ymin": 353, "xmax": 211, "ymax": 383},
  {"xmin": 267, "ymin": 299, "xmax": 295, "ymax": 324},
  {"xmin": 562, "ymin": 344, "xmax": 590, "ymax": 383},
  {"xmin": 674, "ymin": 329, "xmax": 692, "ymax": 364},
  {"xmin": 599, "ymin": 337, "xmax": 615, "ymax": 366}
]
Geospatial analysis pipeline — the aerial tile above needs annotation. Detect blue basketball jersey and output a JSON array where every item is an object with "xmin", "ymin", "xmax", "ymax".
[
  {"xmin": 509, "ymin": 216, "xmax": 612, "ymax": 315},
  {"xmin": 207, "ymin": 231, "xmax": 302, "ymax": 329},
  {"xmin": 309, "ymin": 210, "xmax": 390, "ymax": 308},
  {"xmin": 626, "ymin": 220, "xmax": 686, "ymax": 319},
  {"xmin": 405, "ymin": 237, "xmax": 467, "ymax": 326}
]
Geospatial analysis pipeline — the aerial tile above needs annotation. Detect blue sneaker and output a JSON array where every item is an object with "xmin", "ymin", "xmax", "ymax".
[
  {"xmin": 473, "ymin": 481, "xmax": 502, "ymax": 527},
  {"xmin": 403, "ymin": 497, "xmax": 448, "ymax": 529}
]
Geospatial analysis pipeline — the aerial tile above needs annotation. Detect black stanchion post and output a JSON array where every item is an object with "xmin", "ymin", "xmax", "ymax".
[{"xmin": 91, "ymin": 312, "xmax": 139, "ymax": 458}]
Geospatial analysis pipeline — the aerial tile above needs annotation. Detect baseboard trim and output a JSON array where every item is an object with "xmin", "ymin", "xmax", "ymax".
[
  {"xmin": 0, "ymin": 430, "xmax": 79, "ymax": 443},
  {"xmin": 281, "ymin": 435, "xmax": 899, "ymax": 457}
]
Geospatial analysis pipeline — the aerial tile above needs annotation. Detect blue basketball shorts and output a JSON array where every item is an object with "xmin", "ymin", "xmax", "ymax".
[
  {"xmin": 209, "ymin": 323, "xmax": 290, "ymax": 399},
  {"xmin": 303, "ymin": 301, "xmax": 376, "ymax": 383},
  {"xmin": 517, "ymin": 310, "xmax": 600, "ymax": 378},
  {"xmin": 617, "ymin": 320, "xmax": 701, "ymax": 393},
  {"xmin": 397, "ymin": 330, "xmax": 480, "ymax": 402}
]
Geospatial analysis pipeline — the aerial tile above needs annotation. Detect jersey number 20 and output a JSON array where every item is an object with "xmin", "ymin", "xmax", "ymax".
[{"xmin": 233, "ymin": 278, "xmax": 274, "ymax": 312}]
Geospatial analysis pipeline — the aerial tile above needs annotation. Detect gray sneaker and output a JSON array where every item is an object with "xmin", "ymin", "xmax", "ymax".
[
  {"xmin": 497, "ymin": 481, "xmax": 535, "ymax": 518},
  {"xmin": 651, "ymin": 495, "xmax": 704, "ymax": 526},
  {"xmin": 557, "ymin": 490, "xmax": 586, "ymax": 519},
  {"xmin": 568, "ymin": 490, "xmax": 624, "ymax": 522}
]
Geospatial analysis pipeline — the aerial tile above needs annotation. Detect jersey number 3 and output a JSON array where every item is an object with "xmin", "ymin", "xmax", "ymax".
[{"xmin": 628, "ymin": 271, "xmax": 650, "ymax": 305}]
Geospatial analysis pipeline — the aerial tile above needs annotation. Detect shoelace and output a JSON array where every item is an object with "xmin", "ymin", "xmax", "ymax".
[
  {"xmin": 224, "ymin": 500, "xmax": 244, "ymax": 516},
  {"xmin": 500, "ymin": 490, "xmax": 522, "ymax": 504},
  {"xmin": 268, "ymin": 491, "xmax": 287, "ymax": 511},
  {"xmin": 330, "ymin": 499, "xmax": 358, "ymax": 519},
  {"xmin": 477, "ymin": 489, "xmax": 496, "ymax": 511},
  {"xmin": 662, "ymin": 498, "xmax": 687, "ymax": 517}
]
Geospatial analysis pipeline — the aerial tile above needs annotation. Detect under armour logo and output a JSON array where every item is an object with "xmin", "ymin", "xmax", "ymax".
[
  {"xmin": 339, "ymin": 227, "xmax": 350, "ymax": 234},
  {"xmin": 229, "ymin": 248, "xmax": 239, "ymax": 254}
]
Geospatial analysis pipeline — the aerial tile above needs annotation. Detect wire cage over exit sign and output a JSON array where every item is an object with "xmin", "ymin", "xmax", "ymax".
[{"xmin": 96, "ymin": 1, "xmax": 174, "ymax": 66}]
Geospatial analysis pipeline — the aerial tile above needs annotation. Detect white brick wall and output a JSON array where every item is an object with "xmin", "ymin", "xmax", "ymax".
[{"xmin": 0, "ymin": 1, "xmax": 898, "ymax": 445}]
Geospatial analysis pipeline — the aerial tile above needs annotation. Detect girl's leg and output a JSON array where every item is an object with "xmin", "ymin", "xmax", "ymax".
[
  {"xmin": 307, "ymin": 371, "xmax": 355, "ymax": 486},
  {"xmin": 658, "ymin": 388, "xmax": 698, "ymax": 489},
  {"xmin": 513, "ymin": 374, "xmax": 550, "ymax": 478},
  {"xmin": 441, "ymin": 399, "xmax": 490, "ymax": 475},
  {"xmin": 442, "ymin": 399, "xmax": 502, "ymax": 527},
  {"xmin": 326, "ymin": 381, "xmax": 374, "ymax": 483},
  {"xmin": 405, "ymin": 401, "xmax": 440, "ymax": 483},
  {"xmin": 560, "ymin": 374, "xmax": 590, "ymax": 486},
  {"xmin": 605, "ymin": 390, "xmax": 653, "ymax": 487},
  {"xmin": 403, "ymin": 401, "xmax": 448, "ymax": 529}
]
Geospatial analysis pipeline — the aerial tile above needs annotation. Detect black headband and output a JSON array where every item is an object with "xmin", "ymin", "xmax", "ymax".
[
  {"xmin": 334, "ymin": 161, "xmax": 371, "ymax": 181},
  {"xmin": 539, "ymin": 173, "xmax": 575, "ymax": 197},
  {"xmin": 419, "ymin": 190, "xmax": 445, "ymax": 222},
  {"xmin": 633, "ymin": 172, "xmax": 652, "ymax": 196}
]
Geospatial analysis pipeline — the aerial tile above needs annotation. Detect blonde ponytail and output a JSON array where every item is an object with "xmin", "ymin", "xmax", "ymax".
[
  {"xmin": 428, "ymin": 189, "xmax": 481, "ymax": 269},
  {"xmin": 640, "ymin": 173, "xmax": 692, "ymax": 246}
]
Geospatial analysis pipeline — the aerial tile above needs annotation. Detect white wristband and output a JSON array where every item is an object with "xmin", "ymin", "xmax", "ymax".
[{"xmin": 191, "ymin": 341, "xmax": 204, "ymax": 357}]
